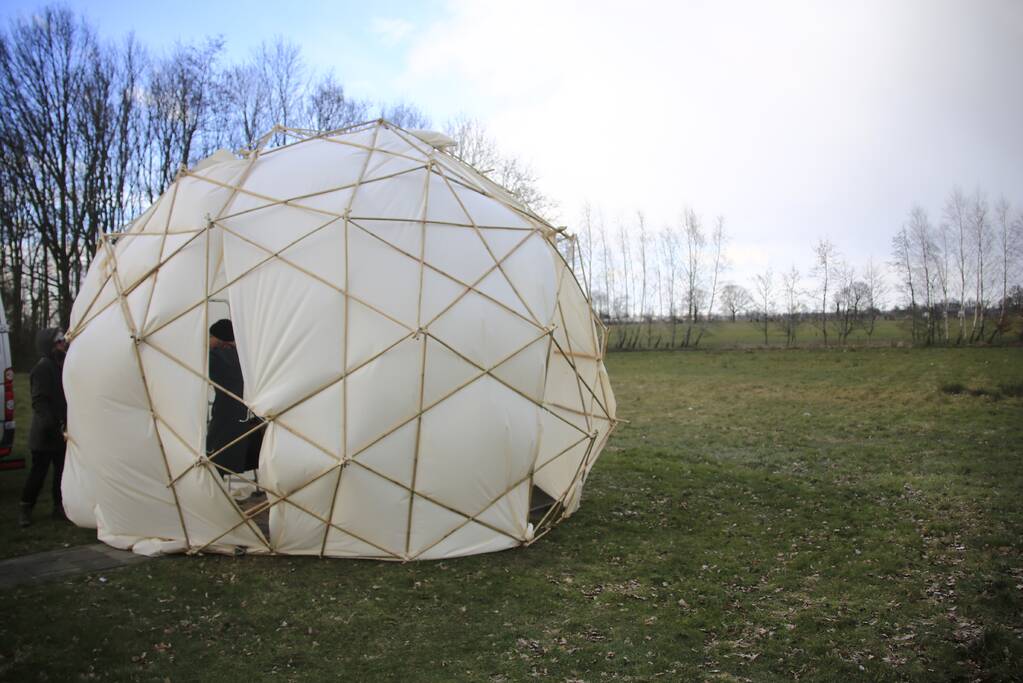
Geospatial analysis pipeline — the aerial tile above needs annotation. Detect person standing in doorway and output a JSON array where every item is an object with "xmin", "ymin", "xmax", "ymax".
[
  {"xmin": 207, "ymin": 319, "xmax": 251, "ymax": 476},
  {"xmin": 19, "ymin": 328, "xmax": 68, "ymax": 527}
]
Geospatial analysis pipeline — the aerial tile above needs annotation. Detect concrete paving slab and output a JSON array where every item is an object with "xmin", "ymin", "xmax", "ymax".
[{"xmin": 0, "ymin": 543, "xmax": 151, "ymax": 590}]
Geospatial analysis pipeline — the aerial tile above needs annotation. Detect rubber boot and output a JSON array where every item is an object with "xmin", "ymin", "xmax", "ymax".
[{"xmin": 18, "ymin": 502, "xmax": 33, "ymax": 528}]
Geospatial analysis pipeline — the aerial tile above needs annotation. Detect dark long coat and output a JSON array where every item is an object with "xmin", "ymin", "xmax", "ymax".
[{"xmin": 206, "ymin": 346, "xmax": 253, "ymax": 474}]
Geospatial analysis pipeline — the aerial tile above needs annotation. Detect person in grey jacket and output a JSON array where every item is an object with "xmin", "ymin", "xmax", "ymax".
[{"xmin": 19, "ymin": 328, "xmax": 68, "ymax": 527}]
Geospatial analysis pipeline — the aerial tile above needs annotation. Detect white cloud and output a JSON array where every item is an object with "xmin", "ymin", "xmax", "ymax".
[
  {"xmin": 371, "ymin": 16, "xmax": 415, "ymax": 46},
  {"xmin": 395, "ymin": 0, "xmax": 1023, "ymax": 285}
]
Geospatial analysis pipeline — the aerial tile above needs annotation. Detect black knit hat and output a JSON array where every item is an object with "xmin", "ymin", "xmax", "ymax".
[{"xmin": 209, "ymin": 319, "xmax": 235, "ymax": 342}]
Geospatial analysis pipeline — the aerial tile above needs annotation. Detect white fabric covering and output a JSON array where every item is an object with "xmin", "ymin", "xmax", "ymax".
[{"xmin": 63, "ymin": 121, "xmax": 615, "ymax": 559}]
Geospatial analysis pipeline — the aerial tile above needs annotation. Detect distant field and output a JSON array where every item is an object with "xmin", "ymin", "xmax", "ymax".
[
  {"xmin": 602, "ymin": 317, "xmax": 1022, "ymax": 350},
  {"xmin": 2, "ymin": 347, "xmax": 1022, "ymax": 680}
]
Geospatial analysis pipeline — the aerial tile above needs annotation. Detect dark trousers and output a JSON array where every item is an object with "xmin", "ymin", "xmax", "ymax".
[{"xmin": 20, "ymin": 449, "xmax": 66, "ymax": 509}]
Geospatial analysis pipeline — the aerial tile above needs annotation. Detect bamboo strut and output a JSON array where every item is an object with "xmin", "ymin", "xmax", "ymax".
[
  {"xmin": 70, "ymin": 225, "xmax": 208, "ymax": 337},
  {"xmin": 63, "ymin": 201, "xmax": 173, "ymax": 336},
  {"xmin": 190, "ymin": 462, "xmax": 403, "ymax": 559},
  {"xmin": 348, "ymin": 217, "xmax": 543, "ymax": 331},
  {"xmin": 200, "ymin": 218, "xmax": 212, "ymax": 552},
  {"xmin": 150, "ymin": 175, "xmax": 544, "ymax": 336},
  {"xmin": 548, "ymin": 334, "xmax": 614, "ymax": 423},
  {"xmin": 180, "ymin": 159, "xmax": 429, "ymax": 227},
  {"xmin": 427, "ymin": 158, "xmax": 554, "ymax": 234},
  {"xmin": 422, "ymin": 331, "xmax": 591, "ymax": 439},
  {"xmin": 150, "ymin": 389, "xmax": 397, "ymax": 559},
  {"xmin": 187, "ymin": 387, "xmax": 580, "ymax": 558},
  {"xmin": 528, "ymin": 254, "xmax": 603, "ymax": 537},
  {"xmin": 190, "ymin": 402, "xmax": 579, "ymax": 559},
  {"xmin": 379, "ymin": 121, "xmax": 436, "ymax": 159},
  {"xmin": 138, "ymin": 181, "xmax": 181, "ymax": 332},
  {"xmin": 525, "ymin": 329, "xmax": 556, "ymax": 532},
  {"xmin": 409, "ymin": 430, "xmax": 592, "ymax": 560},
  {"xmin": 384, "ymin": 123, "xmax": 555, "ymax": 234},
  {"xmin": 211, "ymin": 163, "xmax": 428, "ymax": 224},
  {"xmin": 404, "ymin": 156, "xmax": 433, "ymax": 559},
  {"xmin": 320, "ymin": 122, "xmax": 380, "ymax": 557},
  {"xmin": 100, "ymin": 239, "xmax": 192, "ymax": 549},
  {"xmin": 531, "ymin": 438, "xmax": 596, "ymax": 537},
  {"xmin": 257, "ymin": 120, "xmax": 426, "ymax": 166},
  {"xmin": 149, "ymin": 321, "xmax": 565, "ymax": 552},
  {"xmin": 97, "ymin": 228, "xmax": 204, "ymax": 237},
  {"xmin": 525, "ymin": 255, "xmax": 574, "ymax": 525},
  {"xmin": 350, "ymin": 216, "xmax": 534, "ymax": 232},
  {"xmin": 145, "ymin": 328, "xmax": 415, "ymax": 484},
  {"xmin": 316, "ymin": 132, "xmax": 426, "ymax": 165},
  {"xmin": 545, "ymin": 400, "xmax": 613, "ymax": 424},
  {"xmin": 433, "ymin": 164, "xmax": 545, "ymax": 328},
  {"xmin": 273, "ymin": 119, "xmax": 377, "ymax": 140},
  {"xmin": 67, "ymin": 259, "xmax": 114, "ymax": 340},
  {"xmin": 556, "ymin": 298, "xmax": 593, "ymax": 434},
  {"xmin": 198, "ymin": 131, "xmax": 268, "ymax": 536}
]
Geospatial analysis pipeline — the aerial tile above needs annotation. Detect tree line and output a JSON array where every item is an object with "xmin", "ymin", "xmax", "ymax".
[
  {"xmin": 0, "ymin": 6, "xmax": 543, "ymax": 362},
  {"xmin": 891, "ymin": 188, "xmax": 1021, "ymax": 345},
  {"xmin": 564, "ymin": 189, "xmax": 1021, "ymax": 350}
]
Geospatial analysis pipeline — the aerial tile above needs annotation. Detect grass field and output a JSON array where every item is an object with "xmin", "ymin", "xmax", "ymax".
[{"xmin": 2, "ymin": 347, "xmax": 1022, "ymax": 681}]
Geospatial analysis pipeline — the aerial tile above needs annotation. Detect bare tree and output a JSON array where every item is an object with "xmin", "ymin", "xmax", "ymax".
[
  {"xmin": 382, "ymin": 101, "xmax": 431, "ymax": 129},
  {"xmin": 968, "ymin": 189, "xmax": 991, "ymax": 341},
  {"xmin": 891, "ymin": 225, "xmax": 919, "ymax": 342},
  {"xmin": 752, "ymin": 268, "xmax": 774, "ymax": 345},
  {"xmin": 943, "ymin": 187, "xmax": 970, "ymax": 342},
  {"xmin": 908, "ymin": 205, "xmax": 937, "ymax": 344},
  {"xmin": 220, "ymin": 61, "xmax": 269, "ymax": 150},
  {"xmin": 143, "ymin": 37, "xmax": 224, "ymax": 201},
  {"xmin": 260, "ymin": 36, "xmax": 304, "ymax": 144},
  {"xmin": 445, "ymin": 115, "xmax": 553, "ymax": 218},
  {"xmin": 831, "ymin": 262, "xmax": 861, "ymax": 344},
  {"xmin": 0, "ymin": 4, "xmax": 473, "ymax": 348},
  {"xmin": 680, "ymin": 208, "xmax": 703, "ymax": 346},
  {"xmin": 861, "ymin": 258, "xmax": 887, "ymax": 340},
  {"xmin": 577, "ymin": 203, "xmax": 595, "ymax": 298},
  {"xmin": 990, "ymin": 197, "xmax": 1019, "ymax": 341},
  {"xmin": 694, "ymin": 216, "xmax": 726, "ymax": 347},
  {"xmin": 599, "ymin": 214, "xmax": 615, "ymax": 321},
  {"xmin": 659, "ymin": 225, "xmax": 680, "ymax": 345},
  {"xmin": 934, "ymin": 218, "xmax": 953, "ymax": 343},
  {"xmin": 719, "ymin": 283, "xmax": 752, "ymax": 322},
  {"xmin": 812, "ymin": 238, "xmax": 838, "ymax": 346},
  {"xmin": 303, "ymin": 72, "xmax": 369, "ymax": 132},
  {"xmin": 778, "ymin": 266, "xmax": 802, "ymax": 346},
  {"xmin": 0, "ymin": 7, "xmax": 145, "ymax": 329},
  {"xmin": 636, "ymin": 212, "xmax": 653, "ymax": 347},
  {"xmin": 617, "ymin": 218, "xmax": 633, "ymax": 321},
  {"xmin": 0, "ymin": 151, "xmax": 36, "ymax": 352}
]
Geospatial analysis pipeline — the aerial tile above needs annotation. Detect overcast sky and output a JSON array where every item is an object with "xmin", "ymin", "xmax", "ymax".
[{"xmin": 3, "ymin": 0, "xmax": 1022, "ymax": 284}]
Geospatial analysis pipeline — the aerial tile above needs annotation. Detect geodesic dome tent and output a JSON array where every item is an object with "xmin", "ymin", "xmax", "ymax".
[{"xmin": 62, "ymin": 120, "xmax": 616, "ymax": 559}]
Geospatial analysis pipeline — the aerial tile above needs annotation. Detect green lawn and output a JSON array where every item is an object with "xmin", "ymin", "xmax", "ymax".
[{"xmin": 2, "ymin": 347, "xmax": 1022, "ymax": 681}]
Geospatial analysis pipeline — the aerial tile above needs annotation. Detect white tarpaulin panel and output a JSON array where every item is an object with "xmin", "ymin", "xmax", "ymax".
[{"xmin": 63, "ymin": 120, "xmax": 616, "ymax": 559}]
